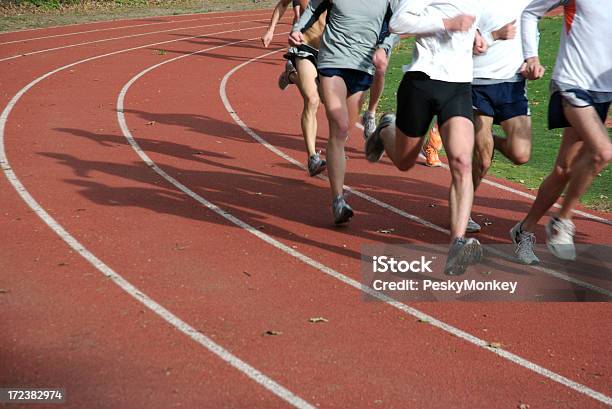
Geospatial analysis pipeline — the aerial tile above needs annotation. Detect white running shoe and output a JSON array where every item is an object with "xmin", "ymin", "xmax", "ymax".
[
  {"xmin": 510, "ymin": 222, "xmax": 540, "ymax": 265},
  {"xmin": 545, "ymin": 217, "xmax": 576, "ymax": 260}
]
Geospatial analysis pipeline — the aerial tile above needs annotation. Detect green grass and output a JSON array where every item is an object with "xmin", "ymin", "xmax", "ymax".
[{"xmin": 377, "ymin": 16, "xmax": 610, "ymax": 211}]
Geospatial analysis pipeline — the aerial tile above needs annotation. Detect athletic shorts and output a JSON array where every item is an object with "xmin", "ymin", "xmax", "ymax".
[
  {"xmin": 472, "ymin": 79, "xmax": 530, "ymax": 124},
  {"xmin": 548, "ymin": 81, "xmax": 612, "ymax": 129},
  {"xmin": 318, "ymin": 68, "xmax": 373, "ymax": 96},
  {"xmin": 396, "ymin": 71, "xmax": 473, "ymax": 137},
  {"xmin": 284, "ymin": 44, "xmax": 319, "ymax": 67}
]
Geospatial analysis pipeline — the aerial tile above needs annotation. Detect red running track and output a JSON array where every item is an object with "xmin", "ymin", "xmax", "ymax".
[{"xmin": 1, "ymin": 9, "xmax": 610, "ymax": 409}]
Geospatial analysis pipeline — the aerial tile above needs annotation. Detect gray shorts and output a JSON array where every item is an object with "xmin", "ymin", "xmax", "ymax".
[{"xmin": 284, "ymin": 44, "xmax": 319, "ymax": 67}]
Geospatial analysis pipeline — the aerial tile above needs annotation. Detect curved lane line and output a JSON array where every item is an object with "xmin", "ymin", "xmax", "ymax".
[
  {"xmin": 0, "ymin": 16, "xmax": 281, "ymax": 63},
  {"xmin": 0, "ymin": 26, "xmax": 314, "ymax": 409},
  {"xmin": 116, "ymin": 40, "xmax": 612, "ymax": 405},
  {"xmin": 220, "ymin": 50, "xmax": 612, "ymax": 297},
  {"xmin": 0, "ymin": 12, "xmax": 269, "ymax": 46}
]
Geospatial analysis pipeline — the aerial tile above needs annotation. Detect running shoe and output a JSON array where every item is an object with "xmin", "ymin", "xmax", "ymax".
[
  {"xmin": 423, "ymin": 144, "xmax": 442, "ymax": 167},
  {"xmin": 362, "ymin": 111, "xmax": 377, "ymax": 139},
  {"xmin": 278, "ymin": 60, "xmax": 296, "ymax": 90},
  {"xmin": 444, "ymin": 237, "xmax": 483, "ymax": 276},
  {"xmin": 426, "ymin": 125, "xmax": 443, "ymax": 165},
  {"xmin": 332, "ymin": 195, "xmax": 354, "ymax": 225},
  {"xmin": 509, "ymin": 222, "xmax": 540, "ymax": 265},
  {"xmin": 466, "ymin": 216, "xmax": 481, "ymax": 233},
  {"xmin": 545, "ymin": 217, "xmax": 576, "ymax": 260},
  {"xmin": 365, "ymin": 113, "xmax": 395, "ymax": 163},
  {"xmin": 307, "ymin": 152, "xmax": 326, "ymax": 177}
]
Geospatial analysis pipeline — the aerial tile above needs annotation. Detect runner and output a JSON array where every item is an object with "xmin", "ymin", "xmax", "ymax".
[
  {"xmin": 263, "ymin": 0, "xmax": 329, "ymax": 176},
  {"xmin": 291, "ymin": 0, "xmax": 398, "ymax": 224},
  {"xmin": 510, "ymin": 0, "xmax": 612, "ymax": 263},
  {"xmin": 364, "ymin": 0, "xmax": 487, "ymax": 275},
  {"xmin": 468, "ymin": 0, "xmax": 541, "ymax": 234}
]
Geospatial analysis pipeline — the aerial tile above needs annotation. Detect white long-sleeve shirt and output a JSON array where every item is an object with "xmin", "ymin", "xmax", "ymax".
[
  {"xmin": 522, "ymin": 0, "xmax": 612, "ymax": 92},
  {"xmin": 390, "ymin": 0, "xmax": 483, "ymax": 83},
  {"xmin": 472, "ymin": 0, "xmax": 536, "ymax": 82}
]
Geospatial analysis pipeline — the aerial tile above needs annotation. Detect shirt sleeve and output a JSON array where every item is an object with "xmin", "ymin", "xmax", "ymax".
[
  {"xmin": 377, "ymin": 3, "xmax": 400, "ymax": 54},
  {"xmin": 522, "ymin": 0, "xmax": 567, "ymax": 58},
  {"xmin": 389, "ymin": 0, "xmax": 445, "ymax": 35}
]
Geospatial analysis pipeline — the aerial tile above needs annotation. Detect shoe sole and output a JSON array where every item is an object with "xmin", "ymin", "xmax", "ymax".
[
  {"xmin": 365, "ymin": 115, "xmax": 394, "ymax": 163},
  {"xmin": 545, "ymin": 223, "xmax": 576, "ymax": 261},
  {"xmin": 334, "ymin": 207, "xmax": 354, "ymax": 225},
  {"xmin": 444, "ymin": 240, "xmax": 483, "ymax": 276},
  {"xmin": 308, "ymin": 161, "xmax": 326, "ymax": 177}
]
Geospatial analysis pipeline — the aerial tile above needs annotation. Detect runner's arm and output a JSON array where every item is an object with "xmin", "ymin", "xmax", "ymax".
[{"xmin": 262, "ymin": 0, "xmax": 293, "ymax": 47}]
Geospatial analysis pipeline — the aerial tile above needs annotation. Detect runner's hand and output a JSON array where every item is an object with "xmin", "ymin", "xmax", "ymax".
[
  {"xmin": 473, "ymin": 31, "xmax": 487, "ymax": 55},
  {"xmin": 443, "ymin": 14, "xmax": 475, "ymax": 32},
  {"xmin": 520, "ymin": 57, "xmax": 546, "ymax": 80},
  {"xmin": 289, "ymin": 31, "xmax": 304, "ymax": 47},
  {"xmin": 261, "ymin": 30, "xmax": 274, "ymax": 48}
]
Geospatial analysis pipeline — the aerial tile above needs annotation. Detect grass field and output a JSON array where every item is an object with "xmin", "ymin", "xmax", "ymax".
[
  {"xmin": 378, "ymin": 16, "xmax": 611, "ymax": 211},
  {"xmin": 0, "ymin": 0, "xmax": 277, "ymax": 32}
]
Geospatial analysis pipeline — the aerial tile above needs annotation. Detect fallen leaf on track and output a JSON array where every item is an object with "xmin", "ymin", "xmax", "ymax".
[
  {"xmin": 309, "ymin": 317, "xmax": 328, "ymax": 323},
  {"xmin": 377, "ymin": 228, "xmax": 395, "ymax": 234},
  {"xmin": 263, "ymin": 330, "xmax": 282, "ymax": 336}
]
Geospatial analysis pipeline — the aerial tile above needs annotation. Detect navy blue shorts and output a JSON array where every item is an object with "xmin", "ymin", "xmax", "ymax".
[
  {"xmin": 548, "ymin": 89, "xmax": 611, "ymax": 129},
  {"xmin": 318, "ymin": 68, "xmax": 373, "ymax": 96},
  {"xmin": 472, "ymin": 80, "xmax": 530, "ymax": 124}
]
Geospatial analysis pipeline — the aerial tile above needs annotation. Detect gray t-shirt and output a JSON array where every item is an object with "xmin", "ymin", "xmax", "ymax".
[{"xmin": 294, "ymin": 0, "xmax": 398, "ymax": 75}]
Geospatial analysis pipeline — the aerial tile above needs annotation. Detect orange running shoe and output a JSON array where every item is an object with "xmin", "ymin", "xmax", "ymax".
[{"xmin": 423, "ymin": 125, "xmax": 442, "ymax": 167}]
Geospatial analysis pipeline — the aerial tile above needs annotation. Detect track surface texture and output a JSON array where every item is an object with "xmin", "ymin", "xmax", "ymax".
[{"xmin": 1, "ymin": 9, "xmax": 610, "ymax": 409}]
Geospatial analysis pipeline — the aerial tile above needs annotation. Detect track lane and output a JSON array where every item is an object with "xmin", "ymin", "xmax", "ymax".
[
  {"xmin": 115, "ymin": 36, "xmax": 611, "ymax": 405},
  {"xmin": 1, "ymin": 11, "xmax": 608, "ymax": 402}
]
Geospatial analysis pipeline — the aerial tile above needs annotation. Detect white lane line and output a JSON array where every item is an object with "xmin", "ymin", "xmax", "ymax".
[
  {"xmin": 220, "ymin": 49, "xmax": 612, "ymax": 298},
  {"xmin": 116, "ymin": 41, "xmax": 612, "ymax": 406},
  {"xmin": 0, "ymin": 12, "xmax": 269, "ymax": 46},
  {"xmin": 0, "ymin": 15, "xmax": 281, "ymax": 63},
  {"xmin": 0, "ymin": 28, "xmax": 314, "ymax": 409},
  {"xmin": 0, "ymin": 8, "xmax": 268, "ymax": 35}
]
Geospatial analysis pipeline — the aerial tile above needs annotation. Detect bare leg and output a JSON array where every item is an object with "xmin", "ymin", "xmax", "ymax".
[
  {"xmin": 521, "ymin": 128, "xmax": 582, "ymax": 232},
  {"xmin": 367, "ymin": 66, "xmax": 386, "ymax": 115},
  {"xmin": 294, "ymin": 58, "xmax": 320, "ymax": 157},
  {"xmin": 558, "ymin": 104, "xmax": 612, "ymax": 219},
  {"xmin": 472, "ymin": 114, "xmax": 494, "ymax": 191},
  {"xmin": 379, "ymin": 123, "xmax": 426, "ymax": 171},
  {"xmin": 496, "ymin": 115, "xmax": 532, "ymax": 165},
  {"xmin": 440, "ymin": 117, "xmax": 475, "ymax": 240},
  {"xmin": 320, "ymin": 75, "xmax": 364, "ymax": 198}
]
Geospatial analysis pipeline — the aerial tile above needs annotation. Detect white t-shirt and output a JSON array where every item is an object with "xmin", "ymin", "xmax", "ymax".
[
  {"xmin": 522, "ymin": 0, "xmax": 612, "ymax": 92},
  {"xmin": 390, "ymin": 0, "xmax": 483, "ymax": 83},
  {"xmin": 473, "ymin": 0, "xmax": 536, "ymax": 81}
]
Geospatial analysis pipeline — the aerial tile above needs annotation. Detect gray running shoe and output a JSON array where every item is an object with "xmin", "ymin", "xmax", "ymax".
[
  {"xmin": 444, "ymin": 237, "xmax": 483, "ymax": 276},
  {"xmin": 546, "ymin": 217, "xmax": 576, "ymax": 260},
  {"xmin": 365, "ymin": 113, "xmax": 395, "ymax": 163},
  {"xmin": 509, "ymin": 222, "xmax": 540, "ymax": 265},
  {"xmin": 278, "ymin": 60, "xmax": 296, "ymax": 90},
  {"xmin": 307, "ymin": 152, "xmax": 326, "ymax": 177},
  {"xmin": 362, "ymin": 111, "xmax": 377, "ymax": 139},
  {"xmin": 466, "ymin": 216, "xmax": 481, "ymax": 233},
  {"xmin": 332, "ymin": 195, "xmax": 354, "ymax": 225}
]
